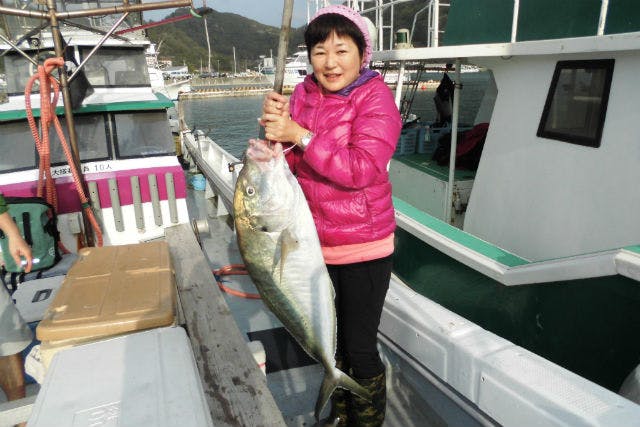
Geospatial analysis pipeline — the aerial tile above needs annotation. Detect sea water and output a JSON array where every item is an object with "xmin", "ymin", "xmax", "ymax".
[{"xmin": 182, "ymin": 72, "xmax": 490, "ymax": 158}]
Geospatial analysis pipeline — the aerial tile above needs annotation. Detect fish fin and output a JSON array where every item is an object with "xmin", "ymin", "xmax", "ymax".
[
  {"xmin": 313, "ymin": 368, "xmax": 372, "ymax": 421},
  {"xmin": 336, "ymin": 368, "xmax": 371, "ymax": 402},
  {"xmin": 273, "ymin": 228, "xmax": 299, "ymax": 279},
  {"xmin": 314, "ymin": 372, "xmax": 338, "ymax": 421}
]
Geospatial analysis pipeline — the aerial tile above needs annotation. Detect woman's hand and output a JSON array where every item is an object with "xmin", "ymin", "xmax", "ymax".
[
  {"xmin": 260, "ymin": 92, "xmax": 308, "ymax": 145},
  {"xmin": 9, "ymin": 235, "xmax": 32, "ymax": 273},
  {"xmin": 262, "ymin": 113, "xmax": 306, "ymax": 144},
  {"xmin": 261, "ymin": 91, "xmax": 289, "ymax": 118},
  {"xmin": 0, "ymin": 211, "xmax": 33, "ymax": 273}
]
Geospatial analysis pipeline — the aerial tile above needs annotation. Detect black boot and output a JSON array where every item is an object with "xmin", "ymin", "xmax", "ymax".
[
  {"xmin": 350, "ymin": 372, "xmax": 386, "ymax": 427},
  {"xmin": 327, "ymin": 387, "xmax": 351, "ymax": 426}
]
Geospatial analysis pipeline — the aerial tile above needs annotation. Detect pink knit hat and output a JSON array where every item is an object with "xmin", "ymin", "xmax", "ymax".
[{"xmin": 310, "ymin": 4, "xmax": 373, "ymax": 67}]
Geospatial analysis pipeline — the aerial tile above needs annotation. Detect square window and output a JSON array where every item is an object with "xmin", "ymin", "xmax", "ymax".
[
  {"xmin": 112, "ymin": 112, "xmax": 174, "ymax": 159},
  {"xmin": 48, "ymin": 114, "xmax": 111, "ymax": 165},
  {"xmin": 537, "ymin": 59, "xmax": 614, "ymax": 148}
]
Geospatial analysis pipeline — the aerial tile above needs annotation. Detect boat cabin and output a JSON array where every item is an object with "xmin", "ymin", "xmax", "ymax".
[{"xmin": 0, "ymin": 30, "xmax": 188, "ymax": 250}]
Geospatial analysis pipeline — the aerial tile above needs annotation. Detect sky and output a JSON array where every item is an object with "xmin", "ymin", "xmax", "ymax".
[{"xmin": 144, "ymin": 0, "xmax": 310, "ymax": 28}]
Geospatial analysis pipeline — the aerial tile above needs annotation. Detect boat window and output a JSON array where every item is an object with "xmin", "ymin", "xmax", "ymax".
[
  {"xmin": 81, "ymin": 47, "xmax": 150, "ymax": 87},
  {"xmin": 3, "ymin": 50, "xmax": 56, "ymax": 95},
  {"xmin": 112, "ymin": 111, "xmax": 174, "ymax": 158},
  {"xmin": 537, "ymin": 59, "xmax": 614, "ymax": 148},
  {"xmin": 0, "ymin": 120, "xmax": 36, "ymax": 172},
  {"xmin": 48, "ymin": 114, "xmax": 111, "ymax": 165}
]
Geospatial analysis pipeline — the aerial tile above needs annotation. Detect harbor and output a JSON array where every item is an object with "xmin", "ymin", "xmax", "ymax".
[{"xmin": 0, "ymin": 0, "xmax": 639, "ymax": 426}]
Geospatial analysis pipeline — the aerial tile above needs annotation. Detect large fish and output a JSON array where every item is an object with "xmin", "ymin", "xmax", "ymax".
[{"xmin": 233, "ymin": 143, "xmax": 370, "ymax": 420}]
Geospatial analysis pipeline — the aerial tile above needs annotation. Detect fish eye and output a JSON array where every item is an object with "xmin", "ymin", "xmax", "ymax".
[{"xmin": 246, "ymin": 186, "xmax": 255, "ymax": 196}]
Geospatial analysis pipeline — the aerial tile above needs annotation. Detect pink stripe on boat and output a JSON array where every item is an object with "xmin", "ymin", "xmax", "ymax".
[{"xmin": 0, "ymin": 166, "xmax": 186, "ymax": 214}]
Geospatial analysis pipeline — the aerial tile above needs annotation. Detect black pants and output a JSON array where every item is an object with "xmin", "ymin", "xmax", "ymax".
[{"xmin": 327, "ymin": 255, "xmax": 392, "ymax": 379}]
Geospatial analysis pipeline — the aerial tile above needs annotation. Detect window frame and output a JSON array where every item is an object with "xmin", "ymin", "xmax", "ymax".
[
  {"xmin": 0, "ymin": 119, "xmax": 38, "ymax": 173},
  {"xmin": 537, "ymin": 59, "xmax": 615, "ymax": 148},
  {"xmin": 111, "ymin": 110, "xmax": 175, "ymax": 159},
  {"xmin": 47, "ymin": 113, "xmax": 113, "ymax": 167},
  {"xmin": 79, "ymin": 46, "xmax": 151, "ymax": 88}
]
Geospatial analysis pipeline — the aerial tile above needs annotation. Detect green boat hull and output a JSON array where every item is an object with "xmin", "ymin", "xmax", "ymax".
[{"xmin": 393, "ymin": 227, "xmax": 640, "ymax": 392}]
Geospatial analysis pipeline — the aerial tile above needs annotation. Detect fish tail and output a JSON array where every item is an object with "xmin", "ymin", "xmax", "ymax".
[{"xmin": 313, "ymin": 368, "xmax": 372, "ymax": 421}]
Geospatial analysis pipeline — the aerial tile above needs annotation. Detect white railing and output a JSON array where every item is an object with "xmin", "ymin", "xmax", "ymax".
[{"xmin": 181, "ymin": 130, "xmax": 241, "ymax": 217}]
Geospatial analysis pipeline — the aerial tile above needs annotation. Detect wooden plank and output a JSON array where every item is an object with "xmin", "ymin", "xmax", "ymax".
[{"xmin": 165, "ymin": 224, "xmax": 286, "ymax": 427}]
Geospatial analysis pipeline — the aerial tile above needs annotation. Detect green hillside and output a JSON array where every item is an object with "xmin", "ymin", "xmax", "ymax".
[
  {"xmin": 146, "ymin": 5, "xmax": 445, "ymax": 73},
  {"xmin": 146, "ymin": 8, "xmax": 305, "ymax": 73}
]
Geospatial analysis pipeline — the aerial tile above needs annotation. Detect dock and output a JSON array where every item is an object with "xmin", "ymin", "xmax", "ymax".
[
  {"xmin": 166, "ymin": 223, "xmax": 286, "ymax": 426},
  {"xmin": 179, "ymin": 84, "xmax": 294, "ymax": 98},
  {"xmin": 0, "ymin": 222, "xmax": 286, "ymax": 426}
]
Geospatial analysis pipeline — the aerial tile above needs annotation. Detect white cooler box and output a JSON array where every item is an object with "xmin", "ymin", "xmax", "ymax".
[{"xmin": 27, "ymin": 327, "xmax": 213, "ymax": 427}]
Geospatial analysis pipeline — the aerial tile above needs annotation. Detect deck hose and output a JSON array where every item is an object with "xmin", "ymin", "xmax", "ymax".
[{"xmin": 212, "ymin": 264, "xmax": 261, "ymax": 299}]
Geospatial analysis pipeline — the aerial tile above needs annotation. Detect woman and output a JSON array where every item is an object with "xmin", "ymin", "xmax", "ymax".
[
  {"xmin": 255, "ymin": 5, "xmax": 401, "ymax": 426},
  {"xmin": 0, "ymin": 193, "xmax": 33, "ymax": 427}
]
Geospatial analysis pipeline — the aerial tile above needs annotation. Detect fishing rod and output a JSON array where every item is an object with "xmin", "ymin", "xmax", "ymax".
[
  {"xmin": 274, "ymin": 0, "xmax": 294, "ymax": 95},
  {"xmin": 257, "ymin": 0, "xmax": 293, "ymax": 141}
]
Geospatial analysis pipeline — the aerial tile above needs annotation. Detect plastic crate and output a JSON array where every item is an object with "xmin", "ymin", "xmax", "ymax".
[{"xmin": 395, "ymin": 128, "xmax": 417, "ymax": 156}]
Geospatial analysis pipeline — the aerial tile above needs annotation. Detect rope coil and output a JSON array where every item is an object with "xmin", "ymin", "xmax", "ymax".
[{"xmin": 24, "ymin": 57, "xmax": 103, "ymax": 247}]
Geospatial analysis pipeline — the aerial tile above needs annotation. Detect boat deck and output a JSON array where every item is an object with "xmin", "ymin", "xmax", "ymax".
[
  {"xmin": 184, "ymin": 188, "xmax": 488, "ymax": 426},
  {"xmin": 393, "ymin": 153, "xmax": 476, "ymax": 182},
  {"xmin": 1, "ymin": 185, "xmax": 490, "ymax": 427}
]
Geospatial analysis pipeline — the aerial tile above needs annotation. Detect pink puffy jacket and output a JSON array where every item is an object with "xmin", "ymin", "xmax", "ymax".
[{"xmin": 287, "ymin": 72, "xmax": 402, "ymax": 247}]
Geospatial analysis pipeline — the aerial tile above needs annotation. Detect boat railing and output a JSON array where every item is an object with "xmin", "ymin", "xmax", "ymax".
[
  {"xmin": 394, "ymin": 196, "xmax": 640, "ymax": 286},
  {"xmin": 181, "ymin": 129, "xmax": 241, "ymax": 217},
  {"xmin": 355, "ymin": 0, "xmax": 614, "ymax": 52}
]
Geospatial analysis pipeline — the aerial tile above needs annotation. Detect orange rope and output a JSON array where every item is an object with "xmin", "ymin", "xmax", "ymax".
[
  {"xmin": 24, "ymin": 57, "xmax": 103, "ymax": 247},
  {"xmin": 212, "ymin": 264, "xmax": 262, "ymax": 299}
]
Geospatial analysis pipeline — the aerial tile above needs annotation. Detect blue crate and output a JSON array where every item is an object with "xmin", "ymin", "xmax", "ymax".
[{"xmin": 395, "ymin": 128, "xmax": 417, "ymax": 156}]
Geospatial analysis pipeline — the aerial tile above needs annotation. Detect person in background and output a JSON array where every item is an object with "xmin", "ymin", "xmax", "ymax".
[
  {"xmin": 254, "ymin": 5, "xmax": 402, "ymax": 426},
  {"xmin": 0, "ymin": 193, "xmax": 33, "ymax": 427}
]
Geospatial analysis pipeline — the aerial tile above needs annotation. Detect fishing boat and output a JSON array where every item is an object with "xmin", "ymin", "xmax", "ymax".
[
  {"xmin": 180, "ymin": 0, "xmax": 640, "ymax": 425},
  {"xmin": 264, "ymin": 49, "xmax": 311, "ymax": 94},
  {"xmin": 0, "ymin": 4, "xmax": 192, "ymax": 250}
]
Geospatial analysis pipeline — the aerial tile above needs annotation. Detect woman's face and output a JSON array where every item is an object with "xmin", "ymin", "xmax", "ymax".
[{"xmin": 310, "ymin": 31, "xmax": 362, "ymax": 93}]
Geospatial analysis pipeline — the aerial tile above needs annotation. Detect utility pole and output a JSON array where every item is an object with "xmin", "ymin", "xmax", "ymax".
[
  {"xmin": 203, "ymin": 0, "xmax": 212, "ymax": 72},
  {"xmin": 233, "ymin": 46, "xmax": 237, "ymax": 76}
]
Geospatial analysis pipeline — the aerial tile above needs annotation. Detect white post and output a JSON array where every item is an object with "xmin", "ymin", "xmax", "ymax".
[
  {"xmin": 511, "ymin": 0, "xmax": 520, "ymax": 42},
  {"xmin": 597, "ymin": 0, "xmax": 609, "ymax": 36},
  {"xmin": 378, "ymin": 0, "xmax": 384, "ymax": 54},
  {"xmin": 233, "ymin": 46, "xmax": 237, "ymax": 76},
  {"xmin": 394, "ymin": 61, "xmax": 406, "ymax": 108},
  {"xmin": 444, "ymin": 59, "xmax": 462, "ymax": 224},
  {"xmin": 433, "ymin": 0, "xmax": 439, "ymax": 47}
]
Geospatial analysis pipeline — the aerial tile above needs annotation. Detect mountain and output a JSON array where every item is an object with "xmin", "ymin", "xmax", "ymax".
[
  {"xmin": 146, "ymin": 5, "xmax": 446, "ymax": 73},
  {"xmin": 146, "ymin": 8, "xmax": 305, "ymax": 73}
]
